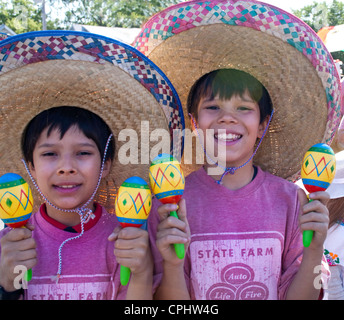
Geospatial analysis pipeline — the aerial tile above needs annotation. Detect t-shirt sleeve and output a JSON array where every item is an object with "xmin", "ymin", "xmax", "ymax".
[{"xmin": 278, "ymin": 191, "xmax": 303, "ymax": 300}]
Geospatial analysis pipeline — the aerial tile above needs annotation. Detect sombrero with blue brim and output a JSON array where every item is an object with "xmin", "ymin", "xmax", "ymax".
[{"xmin": 0, "ymin": 30, "xmax": 184, "ymax": 214}]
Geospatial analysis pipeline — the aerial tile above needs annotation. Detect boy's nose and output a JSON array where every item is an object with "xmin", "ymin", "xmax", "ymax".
[
  {"xmin": 57, "ymin": 168, "xmax": 76, "ymax": 175},
  {"xmin": 218, "ymin": 110, "xmax": 238, "ymax": 123},
  {"xmin": 57, "ymin": 157, "xmax": 77, "ymax": 175}
]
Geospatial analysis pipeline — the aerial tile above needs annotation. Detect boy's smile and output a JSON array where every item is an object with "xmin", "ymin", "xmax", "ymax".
[
  {"xmin": 214, "ymin": 131, "xmax": 242, "ymax": 145},
  {"xmin": 29, "ymin": 125, "xmax": 110, "ymax": 224}
]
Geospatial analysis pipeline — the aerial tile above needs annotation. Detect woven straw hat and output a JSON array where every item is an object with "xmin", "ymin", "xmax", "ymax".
[
  {"xmin": 134, "ymin": 0, "xmax": 342, "ymax": 181},
  {"xmin": 0, "ymin": 30, "xmax": 184, "ymax": 214},
  {"xmin": 0, "ymin": 32, "xmax": 9, "ymax": 41}
]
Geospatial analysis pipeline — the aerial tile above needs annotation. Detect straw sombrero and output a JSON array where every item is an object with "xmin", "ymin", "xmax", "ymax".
[
  {"xmin": 133, "ymin": 0, "xmax": 342, "ymax": 181},
  {"xmin": 0, "ymin": 33, "xmax": 8, "ymax": 41},
  {"xmin": 0, "ymin": 30, "xmax": 184, "ymax": 214}
]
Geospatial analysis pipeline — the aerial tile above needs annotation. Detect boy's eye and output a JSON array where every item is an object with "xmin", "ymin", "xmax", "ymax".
[
  {"xmin": 77, "ymin": 151, "xmax": 93, "ymax": 156},
  {"xmin": 205, "ymin": 105, "xmax": 219, "ymax": 110},
  {"xmin": 42, "ymin": 152, "xmax": 56, "ymax": 157},
  {"xmin": 238, "ymin": 106, "xmax": 252, "ymax": 111}
]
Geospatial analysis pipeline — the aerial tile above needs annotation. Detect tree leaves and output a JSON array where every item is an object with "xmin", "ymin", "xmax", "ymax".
[
  {"xmin": 292, "ymin": 0, "xmax": 344, "ymax": 32},
  {"xmin": 1, "ymin": 0, "xmax": 183, "ymax": 32}
]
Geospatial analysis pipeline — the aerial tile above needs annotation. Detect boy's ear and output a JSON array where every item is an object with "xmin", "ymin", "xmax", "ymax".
[
  {"xmin": 28, "ymin": 162, "xmax": 37, "ymax": 179},
  {"xmin": 101, "ymin": 159, "xmax": 112, "ymax": 178},
  {"xmin": 257, "ymin": 116, "xmax": 269, "ymax": 139}
]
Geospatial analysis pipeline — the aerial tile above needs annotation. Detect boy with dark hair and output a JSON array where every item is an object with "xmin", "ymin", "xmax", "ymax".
[
  {"xmin": 0, "ymin": 30, "xmax": 184, "ymax": 300},
  {"xmin": 135, "ymin": 1, "xmax": 342, "ymax": 300}
]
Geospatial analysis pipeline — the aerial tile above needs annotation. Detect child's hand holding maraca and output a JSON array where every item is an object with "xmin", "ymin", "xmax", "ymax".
[
  {"xmin": 0, "ymin": 173, "xmax": 36, "ymax": 291},
  {"xmin": 108, "ymin": 176, "xmax": 152, "ymax": 287},
  {"xmin": 112, "ymin": 226, "xmax": 152, "ymax": 275},
  {"xmin": 154, "ymin": 198, "xmax": 191, "ymax": 300},
  {"xmin": 297, "ymin": 189, "xmax": 330, "ymax": 250},
  {"xmin": 0, "ymin": 224, "xmax": 37, "ymax": 292},
  {"xmin": 156, "ymin": 199, "xmax": 190, "ymax": 265},
  {"xmin": 109, "ymin": 225, "xmax": 153, "ymax": 296}
]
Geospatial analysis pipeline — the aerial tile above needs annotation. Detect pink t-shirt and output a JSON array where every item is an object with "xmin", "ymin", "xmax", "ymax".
[
  {"xmin": 0, "ymin": 204, "xmax": 127, "ymax": 300},
  {"xmin": 149, "ymin": 166, "xmax": 303, "ymax": 300}
]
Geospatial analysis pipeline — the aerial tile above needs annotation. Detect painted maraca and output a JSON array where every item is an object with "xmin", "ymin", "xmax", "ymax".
[
  {"xmin": 115, "ymin": 176, "xmax": 152, "ymax": 285},
  {"xmin": 149, "ymin": 153, "xmax": 185, "ymax": 259},
  {"xmin": 0, "ymin": 173, "xmax": 34, "ymax": 280},
  {"xmin": 301, "ymin": 143, "xmax": 336, "ymax": 247}
]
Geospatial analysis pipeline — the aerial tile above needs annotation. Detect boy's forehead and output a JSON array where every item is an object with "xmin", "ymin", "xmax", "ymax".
[
  {"xmin": 41, "ymin": 124, "xmax": 93, "ymax": 141},
  {"xmin": 199, "ymin": 89, "xmax": 256, "ymax": 103}
]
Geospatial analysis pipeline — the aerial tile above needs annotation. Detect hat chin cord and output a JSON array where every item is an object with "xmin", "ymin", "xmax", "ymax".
[
  {"xmin": 21, "ymin": 133, "xmax": 113, "ymax": 283},
  {"xmin": 189, "ymin": 110, "xmax": 274, "ymax": 185}
]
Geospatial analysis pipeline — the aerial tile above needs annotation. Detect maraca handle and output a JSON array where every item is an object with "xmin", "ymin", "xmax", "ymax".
[
  {"xmin": 303, "ymin": 230, "xmax": 313, "ymax": 247},
  {"xmin": 170, "ymin": 211, "xmax": 185, "ymax": 259},
  {"xmin": 24, "ymin": 269, "xmax": 32, "ymax": 282},
  {"xmin": 303, "ymin": 198, "xmax": 313, "ymax": 248},
  {"xmin": 120, "ymin": 265, "xmax": 131, "ymax": 286}
]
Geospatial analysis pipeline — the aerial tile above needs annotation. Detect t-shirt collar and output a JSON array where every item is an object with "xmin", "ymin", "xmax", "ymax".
[{"xmin": 39, "ymin": 202, "xmax": 102, "ymax": 233}]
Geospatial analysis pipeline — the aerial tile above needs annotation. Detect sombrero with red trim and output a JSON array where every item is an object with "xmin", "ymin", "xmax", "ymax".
[{"xmin": 134, "ymin": 0, "xmax": 342, "ymax": 180}]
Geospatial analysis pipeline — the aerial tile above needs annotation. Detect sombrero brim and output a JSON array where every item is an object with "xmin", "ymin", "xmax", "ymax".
[
  {"xmin": 0, "ymin": 33, "xmax": 9, "ymax": 41},
  {"xmin": 133, "ymin": 0, "xmax": 342, "ymax": 181},
  {"xmin": 0, "ymin": 30, "xmax": 185, "ymax": 214}
]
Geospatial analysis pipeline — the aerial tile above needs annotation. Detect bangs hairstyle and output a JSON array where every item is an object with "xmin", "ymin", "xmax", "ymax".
[
  {"xmin": 187, "ymin": 69, "xmax": 273, "ymax": 123},
  {"xmin": 21, "ymin": 106, "xmax": 115, "ymax": 165}
]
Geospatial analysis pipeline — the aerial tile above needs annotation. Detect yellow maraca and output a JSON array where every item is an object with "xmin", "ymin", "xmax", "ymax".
[
  {"xmin": 0, "ymin": 173, "xmax": 34, "ymax": 280},
  {"xmin": 149, "ymin": 153, "xmax": 185, "ymax": 259},
  {"xmin": 115, "ymin": 176, "xmax": 152, "ymax": 285},
  {"xmin": 301, "ymin": 143, "xmax": 336, "ymax": 247}
]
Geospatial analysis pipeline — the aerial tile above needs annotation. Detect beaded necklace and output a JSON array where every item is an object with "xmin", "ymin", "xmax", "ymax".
[{"xmin": 22, "ymin": 134, "xmax": 113, "ymax": 283}]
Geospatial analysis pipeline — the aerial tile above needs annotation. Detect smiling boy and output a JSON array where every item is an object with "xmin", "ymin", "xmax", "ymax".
[
  {"xmin": 0, "ymin": 30, "xmax": 184, "ymax": 300},
  {"xmin": 134, "ymin": 0, "xmax": 341, "ymax": 300}
]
